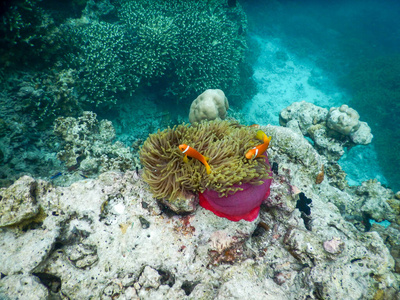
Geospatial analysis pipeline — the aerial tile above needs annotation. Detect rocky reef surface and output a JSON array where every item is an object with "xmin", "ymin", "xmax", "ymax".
[{"xmin": 1, "ymin": 124, "xmax": 399, "ymax": 300}]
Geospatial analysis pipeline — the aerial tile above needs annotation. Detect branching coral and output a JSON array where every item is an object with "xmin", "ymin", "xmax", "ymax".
[
  {"xmin": 139, "ymin": 120, "xmax": 271, "ymax": 201},
  {"xmin": 64, "ymin": 20, "xmax": 140, "ymax": 106},
  {"xmin": 0, "ymin": 0, "xmax": 63, "ymax": 70},
  {"xmin": 64, "ymin": 0, "xmax": 247, "ymax": 105}
]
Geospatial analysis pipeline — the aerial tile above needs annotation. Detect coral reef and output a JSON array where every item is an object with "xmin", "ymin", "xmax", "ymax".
[
  {"xmin": 189, "ymin": 89, "xmax": 229, "ymax": 124},
  {"xmin": 327, "ymin": 104, "xmax": 372, "ymax": 144},
  {"xmin": 1, "ymin": 124, "xmax": 399, "ymax": 299},
  {"xmin": 64, "ymin": 0, "xmax": 247, "ymax": 105},
  {"xmin": 54, "ymin": 111, "xmax": 138, "ymax": 175},
  {"xmin": 280, "ymin": 101, "xmax": 373, "ymax": 161},
  {"xmin": 0, "ymin": 74, "xmax": 71, "ymax": 186},
  {"xmin": 17, "ymin": 69, "xmax": 81, "ymax": 126},
  {"xmin": 0, "ymin": 0, "xmax": 63, "ymax": 70},
  {"xmin": 139, "ymin": 120, "xmax": 271, "ymax": 202},
  {"xmin": 64, "ymin": 19, "xmax": 140, "ymax": 106},
  {"xmin": 327, "ymin": 104, "xmax": 360, "ymax": 135},
  {"xmin": 0, "ymin": 0, "xmax": 249, "ymax": 188}
]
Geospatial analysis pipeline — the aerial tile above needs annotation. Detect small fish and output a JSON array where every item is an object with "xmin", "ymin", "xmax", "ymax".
[
  {"xmin": 50, "ymin": 172, "xmax": 62, "ymax": 179},
  {"xmin": 178, "ymin": 144, "xmax": 211, "ymax": 174},
  {"xmin": 245, "ymin": 130, "xmax": 271, "ymax": 160},
  {"xmin": 296, "ymin": 192, "xmax": 312, "ymax": 215},
  {"xmin": 272, "ymin": 162, "xmax": 279, "ymax": 175},
  {"xmin": 80, "ymin": 174, "xmax": 88, "ymax": 179}
]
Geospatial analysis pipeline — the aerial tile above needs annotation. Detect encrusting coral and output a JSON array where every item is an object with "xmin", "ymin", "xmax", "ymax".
[{"xmin": 139, "ymin": 120, "xmax": 271, "ymax": 202}]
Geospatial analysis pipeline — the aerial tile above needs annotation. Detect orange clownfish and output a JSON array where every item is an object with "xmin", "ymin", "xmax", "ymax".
[
  {"xmin": 178, "ymin": 144, "xmax": 211, "ymax": 174},
  {"xmin": 245, "ymin": 130, "xmax": 271, "ymax": 160}
]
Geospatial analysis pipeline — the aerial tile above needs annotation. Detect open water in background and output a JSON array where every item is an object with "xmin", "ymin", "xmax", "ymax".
[{"xmin": 242, "ymin": 0, "xmax": 400, "ymax": 192}]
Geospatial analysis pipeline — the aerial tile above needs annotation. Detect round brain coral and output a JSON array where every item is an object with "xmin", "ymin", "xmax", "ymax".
[
  {"xmin": 140, "ymin": 120, "xmax": 272, "ymax": 221},
  {"xmin": 189, "ymin": 89, "xmax": 229, "ymax": 124}
]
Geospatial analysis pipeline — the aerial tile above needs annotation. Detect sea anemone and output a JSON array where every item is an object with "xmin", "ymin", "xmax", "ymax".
[{"xmin": 139, "ymin": 120, "xmax": 272, "ymax": 220}]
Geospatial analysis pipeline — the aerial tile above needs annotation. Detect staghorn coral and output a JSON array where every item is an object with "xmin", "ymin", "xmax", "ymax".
[
  {"xmin": 139, "ymin": 120, "xmax": 271, "ymax": 201},
  {"xmin": 64, "ymin": 20, "xmax": 140, "ymax": 106}
]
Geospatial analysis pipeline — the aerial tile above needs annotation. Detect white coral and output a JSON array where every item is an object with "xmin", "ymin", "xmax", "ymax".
[
  {"xmin": 349, "ymin": 121, "xmax": 373, "ymax": 144},
  {"xmin": 189, "ymin": 89, "xmax": 229, "ymax": 124},
  {"xmin": 326, "ymin": 104, "xmax": 360, "ymax": 135}
]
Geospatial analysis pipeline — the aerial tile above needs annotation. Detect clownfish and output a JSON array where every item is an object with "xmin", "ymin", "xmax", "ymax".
[
  {"xmin": 245, "ymin": 130, "xmax": 271, "ymax": 160},
  {"xmin": 178, "ymin": 144, "xmax": 211, "ymax": 174}
]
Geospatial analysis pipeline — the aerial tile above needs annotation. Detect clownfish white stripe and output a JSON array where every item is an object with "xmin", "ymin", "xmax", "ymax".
[{"xmin": 182, "ymin": 145, "xmax": 190, "ymax": 154}]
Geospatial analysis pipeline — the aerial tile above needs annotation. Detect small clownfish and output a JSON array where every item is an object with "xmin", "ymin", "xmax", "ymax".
[
  {"xmin": 245, "ymin": 130, "xmax": 271, "ymax": 160},
  {"xmin": 178, "ymin": 144, "xmax": 211, "ymax": 174}
]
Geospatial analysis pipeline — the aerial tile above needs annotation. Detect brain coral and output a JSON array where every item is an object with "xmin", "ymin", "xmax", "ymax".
[
  {"xmin": 189, "ymin": 89, "xmax": 229, "ymax": 124},
  {"xmin": 139, "ymin": 120, "xmax": 271, "ymax": 201},
  {"xmin": 327, "ymin": 104, "xmax": 360, "ymax": 135}
]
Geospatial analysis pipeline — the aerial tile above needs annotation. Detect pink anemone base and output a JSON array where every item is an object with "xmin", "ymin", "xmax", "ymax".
[{"xmin": 199, "ymin": 156, "xmax": 272, "ymax": 222}]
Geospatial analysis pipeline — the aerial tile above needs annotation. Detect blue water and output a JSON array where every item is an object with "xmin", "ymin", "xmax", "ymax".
[{"xmin": 240, "ymin": 0, "xmax": 400, "ymax": 191}]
